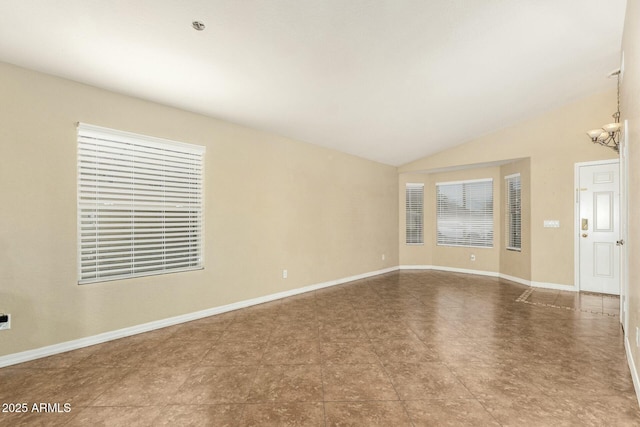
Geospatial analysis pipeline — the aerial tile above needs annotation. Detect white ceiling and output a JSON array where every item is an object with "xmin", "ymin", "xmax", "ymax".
[{"xmin": 0, "ymin": 1, "xmax": 627, "ymax": 166}]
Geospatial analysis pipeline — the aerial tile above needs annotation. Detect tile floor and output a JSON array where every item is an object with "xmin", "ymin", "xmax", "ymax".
[
  {"xmin": 517, "ymin": 287, "xmax": 621, "ymax": 316},
  {"xmin": 1, "ymin": 271, "xmax": 639, "ymax": 426}
]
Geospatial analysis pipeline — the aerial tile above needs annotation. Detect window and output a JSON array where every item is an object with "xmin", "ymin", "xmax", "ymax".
[
  {"xmin": 405, "ymin": 183, "xmax": 424, "ymax": 244},
  {"xmin": 505, "ymin": 173, "xmax": 521, "ymax": 251},
  {"xmin": 436, "ymin": 179, "xmax": 493, "ymax": 247},
  {"xmin": 77, "ymin": 123, "xmax": 205, "ymax": 284}
]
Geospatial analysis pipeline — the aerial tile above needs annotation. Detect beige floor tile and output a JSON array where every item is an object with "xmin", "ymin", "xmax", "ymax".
[
  {"xmin": 322, "ymin": 363, "xmax": 399, "ymax": 401},
  {"xmin": 371, "ymin": 337, "xmax": 440, "ymax": 364},
  {"xmin": 324, "ymin": 401, "xmax": 413, "ymax": 427},
  {"xmin": 172, "ymin": 366, "xmax": 258, "ymax": 404},
  {"xmin": 12, "ymin": 346, "xmax": 97, "ymax": 370},
  {"xmin": 200, "ymin": 341, "xmax": 267, "ymax": 366},
  {"xmin": 139, "ymin": 338, "xmax": 214, "ymax": 368},
  {"xmin": 0, "ymin": 408, "xmax": 78, "ymax": 427},
  {"xmin": 247, "ymin": 364, "xmax": 323, "ymax": 402},
  {"xmin": 153, "ymin": 404, "xmax": 244, "ymax": 427},
  {"xmin": 384, "ymin": 362, "xmax": 474, "ymax": 399},
  {"xmin": 92, "ymin": 367, "xmax": 190, "ymax": 406},
  {"xmin": 240, "ymin": 402, "xmax": 324, "ymax": 426},
  {"xmin": 480, "ymin": 396, "xmax": 585, "ymax": 427},
  {"xmin": 65, "ymin": 406, "xmax": 163, "ymax": 427},
  {"xmin": 320, "ymin": 341, "xmax": 379, "ymax": 365},
  {"xmin": 261, "ymin": 339, "xmax": 320, "ymax": 365},
  {"xmin": 404, "ymin": 399, "xmax": 500, "ymax": 426}
]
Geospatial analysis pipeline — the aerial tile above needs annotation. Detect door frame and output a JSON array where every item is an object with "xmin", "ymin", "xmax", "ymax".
[
  {"xmin": 574, "ymin": 158, "xmax": 621, "ymax": 293},
  {"xmin": 620, "ymin": 120, "xmax": 630, "ymax": 330}
]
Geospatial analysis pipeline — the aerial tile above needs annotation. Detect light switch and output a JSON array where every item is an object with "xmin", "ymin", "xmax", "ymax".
[{"xmin": 543, "ymin": 220, "xmax": 560, "ymax": 228}]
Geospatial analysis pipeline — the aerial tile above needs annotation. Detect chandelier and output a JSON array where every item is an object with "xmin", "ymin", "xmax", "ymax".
[{"xmin": 586, "ymin": 69, "xmax": 621, "ymax": 152}]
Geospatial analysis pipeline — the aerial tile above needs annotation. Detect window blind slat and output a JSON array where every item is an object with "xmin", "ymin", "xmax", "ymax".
[{"xmin": 77, "ymin": 123, "xmax": 205, "ymax": 284}]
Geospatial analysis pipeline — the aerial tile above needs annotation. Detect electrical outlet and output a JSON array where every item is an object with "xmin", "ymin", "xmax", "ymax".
[
  {"xmin": 470, "ymin": 254, "xmax": 476, "ymax": 261},
  {"xmin": 282, "ymin": 269, "xmax": 288, "ymax": 279},
  {"xmin": 382, "ymin": 254, "xmax": 385, "ymax": 261},
  {"xmin": 0, "ymin": 314, "xmax": 10, "ymax": 330}
]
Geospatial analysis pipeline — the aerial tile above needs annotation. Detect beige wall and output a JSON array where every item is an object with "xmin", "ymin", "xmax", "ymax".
[
  {"xmin": 0, "ymin": 62, "xmax": 399, "ymax": 357},
  {"xmin": 400, "ymin": 91, "xmax": 617, "ymax": 286},
  {"xmin": 621, "ymin": 0, "xmax": 640, "ymax": 395}
]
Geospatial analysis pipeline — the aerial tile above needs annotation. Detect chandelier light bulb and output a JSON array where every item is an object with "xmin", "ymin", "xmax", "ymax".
[
  {"xmin": 587, "ymin": 129, "xmax": 604, "ymax": 140},
  {"xmin": 602, "ymin": 122, "xmax": 621, "ymax": 134}
]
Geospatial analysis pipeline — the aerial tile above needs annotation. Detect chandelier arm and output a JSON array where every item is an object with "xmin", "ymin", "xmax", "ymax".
[{"xmin": 585, "ymin": 70, "xmax": 621, "ymax": 152}]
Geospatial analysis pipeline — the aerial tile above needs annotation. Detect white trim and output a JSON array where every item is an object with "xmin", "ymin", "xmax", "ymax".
[
  {"xmin": 405, "ymin": 183, "xmax": 424, "ymax": 188},
  {"xmin": 77, "ymin": 122, "xmax": 206, "ymax": 154},
  {"xmin": 620, "ymin": 119, "xmax": 629, "ymax": 330},
  {"xmin": 435, "ymin": 177, "xmax": 493, "ymax": 186},
  {"xmin": 501, "ymin": 275, "xmax": 576, "ymax": 292},
  {"xmin": 499, "ymin": 273, "xmax": 531, "ymax": 286},
  {"xmin": 530, "ymin": 280, "xmax": 577, "ymax": 292},
  {"xmin": 397, "ymin": 265, "xmax": 571, "ymax": 292},
  {"xmin": 430, "ymin": 265, "xmax": 499, "ymax": 277},
  {"xmin": 0, "ymin": 266, "xmax": 398, "ymax": 368},
  {"xmin": 399, "ymin": 264, "xmax": 500, "ymax": 278},
  {"xmin": 504, "ymin": 172, "xmax": 521, "ymax": 180},
  {"xmin": 399, "ymin": 265, "xmax": 432, "ymax": 270},
  {"xmin": 625, "ymin": 336, "xmax": 640, "ymax": 408}
]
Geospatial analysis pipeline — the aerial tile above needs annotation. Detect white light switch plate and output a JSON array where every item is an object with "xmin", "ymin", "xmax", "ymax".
[
  {"xmin": 543, "ymin": 220, "xmax": 560, "ymax": 228},
  {"xmin": 0, "ymin": 314, "xmax": 10, "ymax": 330}
]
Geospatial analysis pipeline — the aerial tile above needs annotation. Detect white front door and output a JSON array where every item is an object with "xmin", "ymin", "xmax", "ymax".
[{"xmin": 578, "ymin": 161, "xmax": 620, "ymax": 295}]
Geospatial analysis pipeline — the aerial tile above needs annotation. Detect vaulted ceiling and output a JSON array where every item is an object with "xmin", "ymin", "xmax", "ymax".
[{"xmin": 0, "ymin": 0, "xmax": 627, "ymax": 165}]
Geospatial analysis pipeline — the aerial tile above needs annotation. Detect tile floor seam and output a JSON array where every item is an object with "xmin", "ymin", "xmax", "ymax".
[
  {"xmin": 474, "ymin": 398, "xmax": 507, "ymax": 427},
  {"xmin": 397, "ymin": 395, "xmax": 419, "ymax": 427},
  {"xmin": 443, "ymin": 362, "xmax": 486, "ymax": 405},
  {"xmin": 78, "ymin": 366, "xmax": 134, "ymax": 408},
  {"xmin": 320, "ymin": 361, "xmax": 328, "ymax": 427}
]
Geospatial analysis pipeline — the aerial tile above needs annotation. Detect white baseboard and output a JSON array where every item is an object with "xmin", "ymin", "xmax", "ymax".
[
  {"xmin": 431, "ymin": 265, "xmax": 499, "ymax": 277},
  {"xmin": 0, "ymin": 266, "xmax": 399, "ymax": 368},
  {"xmin": 530, "ymin": 280, "xmax": 577, "ymax": 292},
  {"xmin": 400, "ymin": 264, "xmax": 500, "ymax": 277},
  {"xmin": 399, "ymin": 265, "xmax": 574, "ymax": 292},
  {"xmin": 625, "ymin": 336, "xmax": 640, "ymax": 408},
  {"xmin": 498, "ymin": 273, "xmax": 531, "ymax": 286}
]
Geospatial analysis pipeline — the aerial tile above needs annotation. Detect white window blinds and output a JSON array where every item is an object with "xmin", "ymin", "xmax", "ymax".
[
  {"xmin": 77, "ymin": 123, "xmax": 205, "ymax": 284},
  {"xmin": 406, "ymin": 183, "xmax": 424, "ymax": 244},
  {"xmin": 505, "ymin": 173, "xmax": 521, "ymax": 251},
  {"xmin": 436, "ymin": 179, "xmax": 493, "ymax": 248}
]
